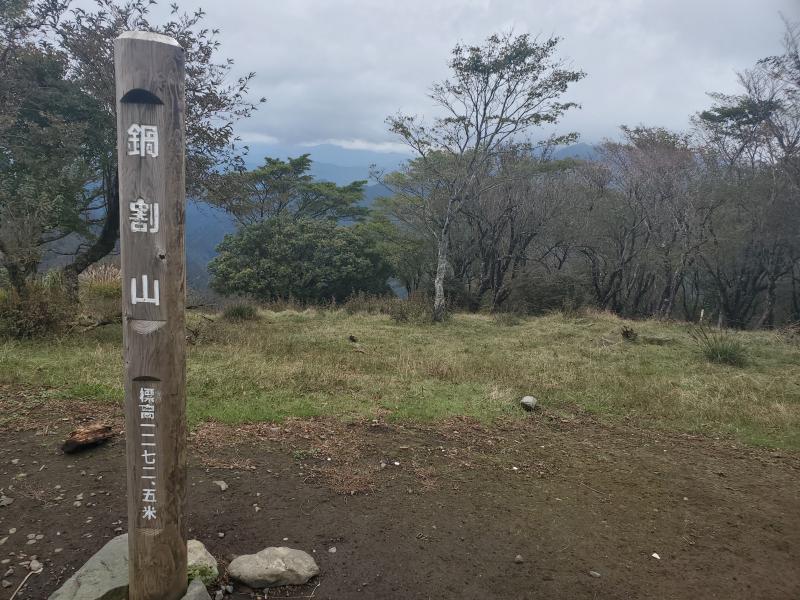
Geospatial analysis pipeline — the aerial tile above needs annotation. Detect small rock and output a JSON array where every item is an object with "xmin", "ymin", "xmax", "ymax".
[
  {"xmin": 589, "ymin": 570, "xmax": 601, "ymax": 578},
  {"xmin": 0, "ymin": 496, "xmax": 13, "ymax": 508},
  {"xmin": 27, "ymin": 533, "xmax": 36, "ymax": 540},
  {"xmin": 224, "ymin": 585, "xmax": 233, "ymax": 593},
  {"xmin": 217, "ymin": 532, "xmax": 225, "ymax": 539},
  {"xmin": 73, "ymin": 501, "xmax": 82, "ymax": 508},
  {"xmin": 651, "ymin": 552, "xmax": 660, "ymax": 560},
  {"xmin": 8, "ymin": 528, "xmax": 16, "ymax": 534},
  {"xmin": 29, "ymin": 559, "xmax": 42, "ymax": 572},
  {"xmin": 520, "ymin": 396, "xmax": 538, "ymax": 411},
  {"xmin": 181, "ymin": 577, "xmax": 211, "ymax": 600},
  {"xmin": 2, "ymin": 580, "xmax": 11, "ymax": 588},
  {"xmin": 3, "ymin": 567, "xmax": 12, "ymax": 577},
  {"xmin": 228, "ymin": 547, "xmax": 319, "ymax": 588},
  {"xmin": 214, "ymin": 591, "xmax": 223, "ymax": 600},
  {"xmin": 328, "ymin": 547, "xmax": 337, "ymax": 554},
  {"xmin": 11, "ymin": 459, "xmax": 19, "ymax": 465},
  {"xmin": 187, "ymin": 539, "xmax": 219, "ymax": 585},
  {"xmin": 212, "ymin": 481, "xmax": 228, "ymax": 492},
  {"xmin": 514, "ymin": 554, "xmax": 524, "ymax": 564},
  {"xmin": 0, "ymin": 537, "xmax": 6, "ymax": 546}
]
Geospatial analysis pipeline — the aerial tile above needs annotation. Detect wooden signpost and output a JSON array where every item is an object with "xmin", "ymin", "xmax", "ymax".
[{"xmin": 115, "ymin": 31, "xmax": 187, "ymax": 600}]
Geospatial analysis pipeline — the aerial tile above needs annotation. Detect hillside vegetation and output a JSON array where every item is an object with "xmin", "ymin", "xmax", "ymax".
[{"xmin": 1, "ymin": 309, "xmax": 798, "ymax": 449}]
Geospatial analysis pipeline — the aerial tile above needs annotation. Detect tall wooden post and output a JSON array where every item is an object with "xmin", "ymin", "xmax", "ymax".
[{"xmin": 115, "ymin": 31, "xmax": 187, "ymax": 600}]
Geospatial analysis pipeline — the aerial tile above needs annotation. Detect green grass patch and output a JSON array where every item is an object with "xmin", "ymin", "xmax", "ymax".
[{"xmin": 1, "ymin": 309, "xmax": 799, "ymax": 448}]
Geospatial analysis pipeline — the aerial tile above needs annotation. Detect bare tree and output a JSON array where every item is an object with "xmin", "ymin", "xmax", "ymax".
[
  {"xmin": 385, "ymin": 32, "xmax": 584, "ymax": 321},
  {"xmin": 456, "ymin": 144, "xmax": 576, "ymax": 310}
]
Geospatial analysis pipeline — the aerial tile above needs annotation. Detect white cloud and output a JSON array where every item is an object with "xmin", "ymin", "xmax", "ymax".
[
  {"xmin": 80, "ymin": 0, "xmax": 797, "ymax": 147},
  {"xmin": 237, "ymin": 132, "xmax": 280, "ymax": 144},
  {"xmin": 300, "ymin": 138, "xmax": 412, "ymax": 154}
]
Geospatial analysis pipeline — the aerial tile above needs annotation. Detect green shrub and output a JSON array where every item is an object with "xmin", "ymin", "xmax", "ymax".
[
  {"xmin": 209, "ymin": 218, "xmax": 392, "ymax": 302},
  {"xmin": 386, "ymin": 294, "xmax": 434, "ymax": 324},
  {"xmin": 0, "ymin": 280, "xmax": 74, "ymax": 339},
  {"xmin": 690, "ymin": 324, "xmax": 748, "ymax": 367},
  {"xmin": 187, "ymin": 564, "xmax": 218, "ymax": 586},
  {"xmin": 222, "ymin": 303, "xmax": 259, "ymax": 321}
]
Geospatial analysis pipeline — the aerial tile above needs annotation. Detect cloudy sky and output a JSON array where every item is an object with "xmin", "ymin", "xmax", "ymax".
[{"xmin": 127, "ymin": 0, "xmax": 797, "ymax": 153}]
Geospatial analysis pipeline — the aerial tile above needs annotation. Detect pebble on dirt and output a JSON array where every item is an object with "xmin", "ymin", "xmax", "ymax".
[
  {"xmin": 589, "ymin": 570, "xmax": 601, "ymax": 578},
  {"xmin": 520, "ymin": 396, "xmax": 538, "ymax": 411},
  {"xmin": 212, "ymin": 480, "xmax": 228, "ymax": 491},
  {"xmin": 514, "ymin": 554, "xmax": 524, "ymax": 563}
]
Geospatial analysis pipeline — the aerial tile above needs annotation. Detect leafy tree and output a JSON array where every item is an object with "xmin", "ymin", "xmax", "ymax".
[
  {"xmin": 361, "ymin": 214, "xmax": 432, "ymax": 296},
  {"xmin": 208, "ymin": 154, "xmax": 368, "ymax": 225},
  {"xmin": 0, "ymin": 0, "xmax": 92, "ymax": 293},
  {"xmin": 0, "ymin": 0, "xmax": 264, "ymax": 293},
  {"xmin": 208, "ymin": 219, "xmax": 391, "ymax": 302},
  {"xmin": 384, "ymin": 31, "xmax": 584, "ymax": 320}
]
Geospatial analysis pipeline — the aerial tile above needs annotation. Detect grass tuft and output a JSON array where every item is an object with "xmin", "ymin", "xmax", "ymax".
[
  {"xmin": 222, "ymin": 303, "xmax": 259, "ymax": 322},
  {"xmin": 690, "ymin": 324, "xmax": 749, "ymax": 367}
]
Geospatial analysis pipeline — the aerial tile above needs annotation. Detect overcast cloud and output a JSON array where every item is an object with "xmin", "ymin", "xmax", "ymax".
[{"xmin": 116, "ymin": 0, "xmax": 798, "ymax": 152}]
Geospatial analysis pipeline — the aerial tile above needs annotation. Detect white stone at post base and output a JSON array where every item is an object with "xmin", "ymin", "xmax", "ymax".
[
  {"xmin": 181, "ymin": 578, "xmax": 212, "ymax": 600},
  {"xmin": 227, "ymin": 547, "xmax": 320, "ymax": 588}
]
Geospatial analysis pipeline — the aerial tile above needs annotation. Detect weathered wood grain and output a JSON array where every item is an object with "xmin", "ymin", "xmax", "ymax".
[
  {"xmin": 115, "ymin": 30, "xmax": 187, "ymax": 600},
  {"xmin": 61, "ymin": 423, "xmax": 115, "ymax": 454}
]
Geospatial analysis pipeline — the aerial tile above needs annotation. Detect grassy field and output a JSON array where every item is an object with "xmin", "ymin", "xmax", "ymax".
[{"xmin": 1, "ymin": 308, "xmax": 799, "ymax": 448}]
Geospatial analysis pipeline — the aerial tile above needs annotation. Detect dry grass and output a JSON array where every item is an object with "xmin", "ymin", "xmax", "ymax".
[{"xmin": 1, "ymin": 308, "xmax": 799, "ymax": 448}]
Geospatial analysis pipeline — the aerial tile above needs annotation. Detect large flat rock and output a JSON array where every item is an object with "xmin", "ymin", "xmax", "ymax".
[
  {"xmin": 49, "ymin": 535, "xmax": 216, "ymax": 600},
  {"xmin": 48, "ymin": 534, "xmax": 128, "ymax": 600}
]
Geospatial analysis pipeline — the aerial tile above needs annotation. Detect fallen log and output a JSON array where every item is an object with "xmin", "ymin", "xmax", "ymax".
[{"xmin": 61, "ymin": 423, "xmax": 115, "ymax": 454}]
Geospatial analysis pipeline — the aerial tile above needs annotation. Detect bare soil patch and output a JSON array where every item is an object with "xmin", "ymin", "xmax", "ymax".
[{"xmin": 1, "ymin": 387, "xmax": 798, "ymax": 599}]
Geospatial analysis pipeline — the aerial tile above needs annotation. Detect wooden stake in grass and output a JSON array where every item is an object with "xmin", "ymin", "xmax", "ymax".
[{"xmin": 115, "ymin": 31, "xmax": 187, "ymax": 600}]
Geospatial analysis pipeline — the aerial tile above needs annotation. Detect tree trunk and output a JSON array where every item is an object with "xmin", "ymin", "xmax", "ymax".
[
  {"xmin": 62, "ymin": 171, "xmax": 121, "ymax": 298},
  {"xmin": 432, "ymin": 233, "xmax": 449, "ymax": 322},
  {"xmin": 756, "ymin": 276, "xmax": 777, "ymax": 329},
  {"xmin": 2, "ymin": 260, "xmax": 28, "ymax": 294}
]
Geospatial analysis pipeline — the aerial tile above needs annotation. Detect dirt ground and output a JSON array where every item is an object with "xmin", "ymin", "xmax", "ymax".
[{"xmin": 1, "ymin": 388, "xmax": 799, "ymax": 600}]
